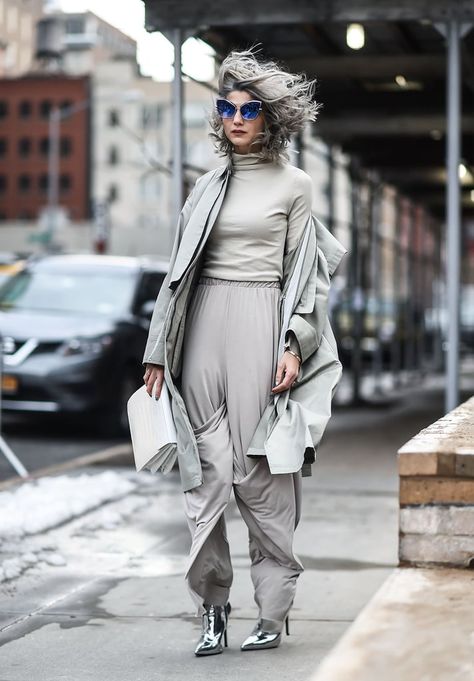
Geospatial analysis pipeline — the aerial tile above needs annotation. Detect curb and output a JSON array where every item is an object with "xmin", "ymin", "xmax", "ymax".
[{"xmin": 0, "ymin": 443, "xmax": 134, "ymax": 492}]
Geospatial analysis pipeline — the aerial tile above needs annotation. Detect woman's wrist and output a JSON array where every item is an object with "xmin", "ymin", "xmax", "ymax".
[{"xmin": 284, "ymin": 346, "xmax": 302, "ymax": 364}]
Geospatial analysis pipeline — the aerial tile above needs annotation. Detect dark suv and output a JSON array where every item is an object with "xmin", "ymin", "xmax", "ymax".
[{"xmin": 0, "ymin": 254, "xmax": 167, "ymax": 435}]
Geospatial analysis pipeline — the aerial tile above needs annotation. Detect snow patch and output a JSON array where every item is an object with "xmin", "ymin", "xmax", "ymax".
[
  {"xmin": 0, "ymin": 470, "xmax": 140, "ymax": 584},
  {"xmin": 0, "ymin": 470, "xmax": 137, "ymax": 538}
]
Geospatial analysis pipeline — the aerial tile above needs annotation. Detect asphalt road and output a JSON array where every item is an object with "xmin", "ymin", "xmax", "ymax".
[{"xmin": 0, "ymin": 411, "xmax": 125, "ymax": 482}]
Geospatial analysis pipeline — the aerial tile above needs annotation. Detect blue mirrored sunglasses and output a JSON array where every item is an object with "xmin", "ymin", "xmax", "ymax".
[{"xmin": 216, "ymin": 98, "xmax": 263, "ymax": 121}]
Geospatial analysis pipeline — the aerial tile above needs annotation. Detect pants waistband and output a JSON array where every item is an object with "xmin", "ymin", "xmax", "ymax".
[{"xmin": 198, "ymin": 276, "xmax": 281, "ymax": 289}]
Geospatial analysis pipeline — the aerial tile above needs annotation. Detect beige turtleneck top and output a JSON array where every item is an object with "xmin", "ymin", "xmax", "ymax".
[{"xmin": 200, "ymin": 150, "xmax": 313, "ymax": 283}]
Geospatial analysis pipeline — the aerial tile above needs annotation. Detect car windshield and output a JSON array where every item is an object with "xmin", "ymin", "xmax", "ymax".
[{"xmin": 0, "ymin": 266, "xmax": 137, "ymax": 316}]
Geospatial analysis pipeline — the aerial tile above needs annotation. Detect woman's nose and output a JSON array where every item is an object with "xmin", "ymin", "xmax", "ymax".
[{"xmin": 233, "ymin": 108, "xmax": 244, "ymax": 123}]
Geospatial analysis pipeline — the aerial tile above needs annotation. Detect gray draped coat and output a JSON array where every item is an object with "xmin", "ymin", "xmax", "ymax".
[{"xmin": 142, "ymin": 161, "xmax": 348, "ymax": 492}]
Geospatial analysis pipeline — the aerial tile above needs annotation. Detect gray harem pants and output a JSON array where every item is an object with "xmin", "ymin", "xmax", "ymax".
[{"xmin": 179, "ymin": 275, "xmax": 304, "ymax": 632}]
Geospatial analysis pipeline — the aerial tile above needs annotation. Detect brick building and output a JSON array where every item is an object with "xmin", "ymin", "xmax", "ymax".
[{"xmin": 0, "ymin": 74, "xmax": 91, "ymax": 222}]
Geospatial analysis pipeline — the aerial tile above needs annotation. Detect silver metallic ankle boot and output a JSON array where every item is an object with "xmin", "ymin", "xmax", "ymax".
[
  {"xmin": 194, "ymin": 602, "xmax": 231, "ymax": 656},
  {"xmin": 240, "ymin": 615, "xmax": 289, "ymax": 651}
]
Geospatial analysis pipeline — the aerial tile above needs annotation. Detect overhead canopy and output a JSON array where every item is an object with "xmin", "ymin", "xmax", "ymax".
[{"xmin": 143, "ymin": 0, "xmax": 474, "ymax": 218}]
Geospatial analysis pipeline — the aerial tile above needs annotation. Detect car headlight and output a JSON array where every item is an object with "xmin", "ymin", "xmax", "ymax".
[{"xmin": 58, "ymin": 333, "xmax": 114, "ymax": 357}]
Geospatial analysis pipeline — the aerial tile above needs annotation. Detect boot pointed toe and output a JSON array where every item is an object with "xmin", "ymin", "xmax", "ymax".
[{"xmin": 240, "ymin": 621, "xmax": 282, "ymax": 651}]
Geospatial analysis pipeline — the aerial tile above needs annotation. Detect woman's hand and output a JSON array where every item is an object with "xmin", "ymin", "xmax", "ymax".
[
  {"xmin": 271, "ymin": 351, "xmax": 301, "ymax": 394},
  {"xmin": 143, "ymin": 363, "xmax": 165, "ymax": 399}
]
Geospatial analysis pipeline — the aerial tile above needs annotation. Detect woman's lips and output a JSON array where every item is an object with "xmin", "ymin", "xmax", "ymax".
[{"xmin": 232, "ymin": 130, "xmax": 246, "ymax": 135}]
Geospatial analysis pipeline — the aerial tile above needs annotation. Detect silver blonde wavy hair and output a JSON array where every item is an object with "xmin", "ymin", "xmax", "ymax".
[{"xmin": 208, "ymin": 45, "xmax": 322, "ymax": 164}]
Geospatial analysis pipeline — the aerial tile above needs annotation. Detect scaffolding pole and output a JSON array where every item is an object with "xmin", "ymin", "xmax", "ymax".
[
  {"xmin": 445, "ymin": 16, "xmax": 461, "ymax": 412},
  {"xmin": 172, "ymin": 28, "xmax": 184, "ymax": 253}
]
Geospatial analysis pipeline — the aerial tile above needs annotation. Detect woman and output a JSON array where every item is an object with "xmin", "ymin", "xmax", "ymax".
[{"xmin": 142, "ymin": 47, "xmax": 342, "ymax": 657}]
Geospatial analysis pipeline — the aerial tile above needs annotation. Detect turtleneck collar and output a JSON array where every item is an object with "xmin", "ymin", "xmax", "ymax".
[{"xmin": 230, "ymin": 150, "xmax": 272, "ymax": 170}]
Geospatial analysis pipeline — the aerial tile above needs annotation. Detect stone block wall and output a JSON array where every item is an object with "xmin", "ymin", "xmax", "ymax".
[{"xmin": 398, "ymin": 396, "xmax": 474, "ymax": 567}]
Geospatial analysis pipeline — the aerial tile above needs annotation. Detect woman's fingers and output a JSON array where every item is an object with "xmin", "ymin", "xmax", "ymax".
[
  {"xmin": 145, "ymin": 368, "xmax": 164, "ymax": 398},
  {"xmin": 274, "ymin": 360, "xmax": 284, "ymax": 387},
  {"xmin": 152, "ymin": 378, "xmax": 163, "ymax": 400},
  {"xmin": 271, "ymin": 356, "xmax": 300, "ymax": 394}
]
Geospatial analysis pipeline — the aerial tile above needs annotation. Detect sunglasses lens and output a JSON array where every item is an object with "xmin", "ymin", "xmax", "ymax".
[
  {"xmin": 241, "ymin": 102, "xmax": 261, "ymax": 120},
  {"xmin": 216, "ymin": 100, "xmax": 235, "ymax": 118}
]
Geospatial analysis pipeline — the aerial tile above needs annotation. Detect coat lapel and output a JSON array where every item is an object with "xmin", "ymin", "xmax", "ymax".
[{"xmin": 168, "ymin": 164, "xmax": 230, "ymax": 290}]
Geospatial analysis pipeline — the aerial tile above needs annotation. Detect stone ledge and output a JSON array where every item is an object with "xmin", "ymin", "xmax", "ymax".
[
  {"xmin": 310, "ymin": 567, "xmax": 474, "ymax": 681},
  {"xmin": 397, "ymin": 396, "xmax": 474, "ymax": 478}
]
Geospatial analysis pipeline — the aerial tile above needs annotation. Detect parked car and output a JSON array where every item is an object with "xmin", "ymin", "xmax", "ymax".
[
  {"xmin": 0, "ymin": 252, "xmax": 28, "ymax": 287},
  {"xmin": 0, "ymin": 254, "xmax": 168, "ymax": 435}
]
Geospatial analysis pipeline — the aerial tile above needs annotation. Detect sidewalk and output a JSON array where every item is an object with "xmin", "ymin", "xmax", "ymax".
[{"xmin": 0, "ymin": 380, "xmax": 464, "ymax": 680}]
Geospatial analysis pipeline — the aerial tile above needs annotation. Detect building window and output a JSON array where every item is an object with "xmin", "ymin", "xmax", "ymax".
[
  {"xmin": 39, "ymin": 100, "xmax": 53, "ymax": 119},
  {"xmin": 108, "ymin": 184, "xmax": 119, "ymax": 202},
  {"xmin": 60, "ymin": 100, "xmax": 73, "ymax": 114},
  {"xmin": 38, "ymin": 174, "xmax": 49, "ymax": 193},
  {"xmin": 108, "ymin": 109, "xmax": 120, "ymax": 127},
  {"xmin": 141, "ymin": 104, "xmax": 163, "ymax": 129},
  {"xmin": 65, "ymin": 17, "xmax": 85, "ymax": 34},
  {"xmin": 0, "ymin": 175, "xmax": 7, "ymax": 194},
  {"xmin": 18, "ymin": 137, "xmax": 32, "ymax": 157},
  {"xmin": 18, "ymin": 100, "xmax": 32, "ymax": 118},
  {"xmin": 0, "ymin": 139, "xmax": 7, "ymax": 157},
  {"xmin": 39, "ymin": 137, "xmax": 49, "ymax": 156},
  {"xmin": 108, "ymin": 146, "xmax": 119, "ymax": 165},
  {"xmin": 17, "ymin": 174, "xmax": 31, "ymax": 194},
  {"xmin": 59, "ymin": 174, "xmax": 72, "ymax": 194},
  {"xmin": 0, "ymin": 101, "xmax": 9, "ymax": 119},
  {"xmin": 60, "ymin": 137, "xmax": 72, "ymax": 157}
]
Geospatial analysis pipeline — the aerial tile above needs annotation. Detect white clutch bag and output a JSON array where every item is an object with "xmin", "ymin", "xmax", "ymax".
[{"xmin": 126, "ymin": 380, "xmax": 178, "ymax": 474}]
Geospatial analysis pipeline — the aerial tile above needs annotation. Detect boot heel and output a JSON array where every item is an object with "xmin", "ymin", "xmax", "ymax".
[
  {"xmin": 225, "ymin": 601, "xmax": 230, "ymax": 646},
  {"xmin": 285, "ymin": 615, "xmax": 290, "ymax": 636}
]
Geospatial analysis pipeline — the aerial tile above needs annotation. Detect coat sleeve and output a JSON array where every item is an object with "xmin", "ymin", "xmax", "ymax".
[
  {"xmin": 141, "ymin": 180, "xmax": 200, "ymax": 367},
  {"xmin": 286, "ymin": 221, "xmax": 348, "ymax": 364},
  {"xmin": 285, "ymin": 244, "xmax": 331, "ymax": 364},
  {"xmin": 283, "ymin": 170, "xmax": 313, "ymax": 361}
]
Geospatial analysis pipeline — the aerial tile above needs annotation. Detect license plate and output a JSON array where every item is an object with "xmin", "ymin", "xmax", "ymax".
[{"xmin": 1, "ymin": 375, "xmax": 18, "ymax": 393}]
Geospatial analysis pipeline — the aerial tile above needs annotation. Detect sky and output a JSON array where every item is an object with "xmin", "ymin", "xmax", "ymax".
[{"xmin": 54, "ymin": 0, "xmax": 216, "ymax": 82}]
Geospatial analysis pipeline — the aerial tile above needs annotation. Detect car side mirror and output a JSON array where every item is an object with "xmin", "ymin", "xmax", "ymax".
[{"xmin": 139, "ymin": 300, "xmax": 155, "ymax": 319}]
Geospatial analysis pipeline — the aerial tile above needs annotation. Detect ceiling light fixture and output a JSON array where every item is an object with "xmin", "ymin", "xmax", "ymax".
[{"xmin": 346, "ymin": 23, "xmax": 365, "ymax": 50}]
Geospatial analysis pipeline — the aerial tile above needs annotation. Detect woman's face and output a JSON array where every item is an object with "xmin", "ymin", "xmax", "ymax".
[{"xmin": 221, "ymin": 90, "xmax": 265, "ymax": 154}]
